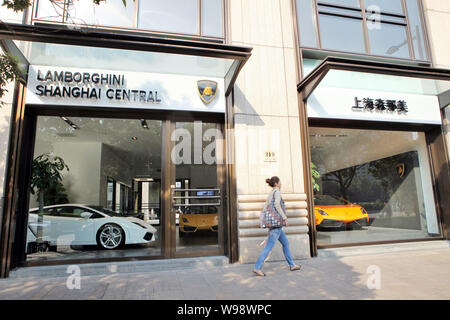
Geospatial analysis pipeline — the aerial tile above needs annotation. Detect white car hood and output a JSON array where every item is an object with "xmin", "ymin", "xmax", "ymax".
[{"xmin": 123, "ymin": 217, "xmax": 157, "ymax": 233}]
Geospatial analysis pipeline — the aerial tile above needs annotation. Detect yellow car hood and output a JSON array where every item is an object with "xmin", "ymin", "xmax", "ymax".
[
  {"xmin": 315, "ymin": 205, "xmax": 366, "ymax": 222},
  {"xmin": 180, "ymin": 214, "xmax": 217, "ymax": 226}
]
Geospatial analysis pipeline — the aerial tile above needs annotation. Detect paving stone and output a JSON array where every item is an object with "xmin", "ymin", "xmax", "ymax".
[{"xmin": 1, "ymin": 242, "xmax": 449, "ymax": 300}]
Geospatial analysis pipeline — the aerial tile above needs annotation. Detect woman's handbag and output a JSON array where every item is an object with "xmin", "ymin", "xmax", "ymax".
[{"xmin": 260, "ymin": 191, "xmax": 287, "ymax": 228}]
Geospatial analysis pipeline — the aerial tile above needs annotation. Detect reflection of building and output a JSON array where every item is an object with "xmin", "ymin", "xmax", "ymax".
[{"xmin": 0, "ymin": 0, "xmax": 449, "ymax": 278}]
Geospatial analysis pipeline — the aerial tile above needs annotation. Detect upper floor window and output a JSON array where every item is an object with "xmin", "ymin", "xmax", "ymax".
[
  {"xmin": 295, "ymin": 0, "xmax": 429, "ymax": 61},
  {"xmin": 33, "ymin": 0, "xmax": 224, "ymax": 39}
]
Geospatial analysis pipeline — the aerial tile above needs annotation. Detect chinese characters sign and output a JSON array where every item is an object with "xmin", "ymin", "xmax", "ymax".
[
  {"xmin": 352, "ymin": 97, "xmax": 408, "ymax": 113},
  {"xmin": 307, "ymin": 87, "xmax": 441, "ymax": 125}
]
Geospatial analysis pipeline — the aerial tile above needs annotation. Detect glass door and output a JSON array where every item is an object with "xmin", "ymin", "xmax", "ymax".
[{"xmin": 170, "ymin": 120, "xmax": 225, "ymax": 256}]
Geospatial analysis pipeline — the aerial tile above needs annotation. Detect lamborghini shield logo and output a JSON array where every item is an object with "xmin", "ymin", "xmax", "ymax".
[
  {"xmin": 197, "ymin": 80, "xmax": 217, "ymax": 104},
  {"xmin": 395, "ymin": 163, "xmax": 406, "ymax": 178}
]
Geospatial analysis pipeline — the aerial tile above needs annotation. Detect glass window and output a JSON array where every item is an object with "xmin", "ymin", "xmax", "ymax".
[
  {"xmin": 55, "ymin": 206, "xmax": 90, "ymax": 218},
  {"xmin": 35, "ymin": 0, "xmax": 64, "ymax": 22},
  {"xmin": 296, "ymin": 0, "xmax": 318, "ymax": 48},
  {"xmin": 66, "ymin": 0, "xmax": 135, "ymax": 28},
  {"xmin": 138, "ymin": 0, "xmax": 199, "ymax": 35},
  {"xmin": 365, "ymin": 0, "xmax": 403, "ymax": 14},
  {"xmin": 405, "ymin": 0, "xmax": 428, "ymax": 60},
  {"xmin": 33, "ymin": 0, "xmax": 226, "ymax": 39},
  {"xmin": 368, "ymin": 23, "xmax": 410, "ymax": 59},
  {"xmin": 26, "ymin": 116, "xmax": 162, "ymax": 262},
  {"xmin": 302, "ymin": 58, "xmax": 322, "ymax": 78},
  {"xmin": 318, "ymin": 15, "xmax": 366, "ymax": 53},
  {"xmin": 202, "ymin": 0, "xmax": 223, "ymax": 37},
  {"xmin": 310, "ymin": 127, "xmax": 441, "ymax": 247},
  {"xmin": 173, "ymin": 121, "xmax": 222, "ymax": 253},
  {"xmin": 297, "ymin": 0, "xmax": 429, "ymax": 61},
  {"xmin": 318, "ymin": 0, "xmax": 360, "ymax": 8},
  {"xmin": 379, "ymin": 13, "xmax": 406, "ymax": 24},
  {"xmin": 106, "ymin": 178, "xmax": 115, "ymax": 210},
  {"xmin": 318, "ymin": 5, "xmax": 362, "ymax": 18}
]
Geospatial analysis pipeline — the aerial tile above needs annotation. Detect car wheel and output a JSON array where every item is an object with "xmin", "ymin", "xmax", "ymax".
[{"xmin": 97, "ymin": 224, "xmax": 125, "ymax": 250}]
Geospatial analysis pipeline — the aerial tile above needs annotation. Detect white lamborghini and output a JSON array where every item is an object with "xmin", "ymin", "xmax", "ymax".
[{"xmin": 27, "ymin": 204, "xmax": 157, "ymax": 250}]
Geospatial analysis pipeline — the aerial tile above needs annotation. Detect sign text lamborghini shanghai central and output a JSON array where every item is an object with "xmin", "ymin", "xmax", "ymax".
[{"xmin": 26, "ymin": 65, "xmax": 226, "ymax": 113}]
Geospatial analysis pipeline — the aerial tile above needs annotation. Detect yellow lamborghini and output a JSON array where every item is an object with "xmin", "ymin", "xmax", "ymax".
[
  {"xmin": 178, "ymin": 206, "xmax": 218, "ymax": 236},
  {"xmin": 314, "ymin": 195, "xmax": 369, "ymax": 230}
]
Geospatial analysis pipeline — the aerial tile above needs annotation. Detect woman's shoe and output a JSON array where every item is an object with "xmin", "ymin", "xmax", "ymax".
[
  {"xmin": 252, "ymin": 269, "xmax": 266, "ymax": 277},
  {"xmin": 290, "ymin": 265, "xmax": 301, "ymax": 271}
]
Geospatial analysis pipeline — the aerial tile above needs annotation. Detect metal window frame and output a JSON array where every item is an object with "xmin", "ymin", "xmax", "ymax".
[
  {"xmin": 31, "ymin": 0, "xmax": 227, "ymax": 42},
  {"xmin": 307, "ymin": 0, "xmax": 431, "ymax": 61}
]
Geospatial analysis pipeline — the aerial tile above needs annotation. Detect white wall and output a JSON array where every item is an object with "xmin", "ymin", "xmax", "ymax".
[
  {"xmin": 99, "ymin": 143, "xmax": 134, "ymax": 207},
  {"xmin": 230, "ymin": 0, "xmax": 305, "ymax": 196},
  {"xmin": 30, "ymin": 141, "xmax": 102, "ymax": 207},
  {"xmin": 422, "ymin": 0, "xmax": 450, "ymax": 159},
  {"xmin": 230, "ymin": 0, "xmax": 310, "ymax": 262}
]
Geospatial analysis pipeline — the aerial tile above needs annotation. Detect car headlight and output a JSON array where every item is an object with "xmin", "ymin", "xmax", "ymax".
[
  {"xmin": 316, "ymin": 209, "xmax": 328, "ymax": 216},
  {"xmin": 182, "ymin": 217, "xmax": 189, "ymax": 223},
  {"xmin": 360, "ymin": 208, "xmax": 367, "ymax": 215}
]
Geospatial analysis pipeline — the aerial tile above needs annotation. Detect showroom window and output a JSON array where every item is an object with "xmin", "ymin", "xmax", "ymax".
[
  {"xmin": 309, "ymin": 127, "xmax": 441, "ymax": 247},
  {"xmin": 26, "ymin": 116, "xmax": 163, "ymax": 262},
  {"xmin": 25, "ymin": 115, "xmax": 223, "ymax": 263},
  {"xmin": 33, "ymin": 0, "xmax": 224, "ymax": 39},
  {"xmin": 295, "ymin": 0, "xmax": 430, "ymax": 61}
]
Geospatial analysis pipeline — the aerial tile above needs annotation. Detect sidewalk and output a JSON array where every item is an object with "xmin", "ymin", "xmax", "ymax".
[{"xmin": 1, "ymin": 241, "xmax": 449, "ymax": 300}]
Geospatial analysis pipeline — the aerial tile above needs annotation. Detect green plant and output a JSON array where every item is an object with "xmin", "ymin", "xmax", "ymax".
[
  {"xmin": 0, "ymin": 52, "xmax": 25, "ymax": 104},
  {"xmin": 2, "ymin": 0, "xmax": 30, "ymax": 12},
  {"xmin": 41, "ymin": 181, "xmax": 69, "ymax": 206},
  {"xmin": 311, "ymin": 162, "xmax": 321, "ymax": 192},
  {"xmin": 30, "ymin": 154, "xmax": 69, "ymax": 243}
]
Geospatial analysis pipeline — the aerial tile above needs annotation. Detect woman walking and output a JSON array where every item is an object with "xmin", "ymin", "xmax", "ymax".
[{"xmin": 253, "ymin": 176, "xmax": 301, "ymax": 276}]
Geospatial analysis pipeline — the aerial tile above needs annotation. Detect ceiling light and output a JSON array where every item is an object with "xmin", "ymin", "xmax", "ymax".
[
  {"xmin": 140, "ymin": 119, "xmax": 149, "ymax": 129},
  {"xmin": 134, "ymin": 177, "xmax": 154, "ymax": 182}
]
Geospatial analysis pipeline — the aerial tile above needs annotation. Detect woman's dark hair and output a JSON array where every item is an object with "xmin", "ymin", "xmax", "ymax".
[{"xmin": 265, "ymin": 176, "xmax": 280, "ymax": 187}]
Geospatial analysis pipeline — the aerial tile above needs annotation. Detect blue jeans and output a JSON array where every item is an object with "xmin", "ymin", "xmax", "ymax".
[{"xmin": 254, "ymin": 227, "xmax": 295, "ymax": 270}]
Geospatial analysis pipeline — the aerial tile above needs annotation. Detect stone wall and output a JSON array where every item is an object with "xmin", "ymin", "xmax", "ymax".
[{"xmin": 229, "ymin": 0, "xmax": 310, "ymax": 263}]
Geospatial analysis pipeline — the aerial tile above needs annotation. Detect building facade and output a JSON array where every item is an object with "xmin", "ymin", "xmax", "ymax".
[{"xmin": 0, "ymin": 0, "xmax": 448, "ymax": 278}]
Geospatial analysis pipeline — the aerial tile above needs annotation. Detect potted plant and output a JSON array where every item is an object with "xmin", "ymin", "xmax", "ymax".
[{"xmin": 30, "ymin": 153, "xmax": 69, "ymax": 249}]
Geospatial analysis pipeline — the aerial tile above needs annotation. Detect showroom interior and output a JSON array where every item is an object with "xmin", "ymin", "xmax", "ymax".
[{"xmin": 26, "ymin": 115, "xmax": 223, "ymax": 263}]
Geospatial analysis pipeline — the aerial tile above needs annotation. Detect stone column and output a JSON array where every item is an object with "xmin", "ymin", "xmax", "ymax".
[{"xmin": 229, "ymin": 0, "xmax": 310, "ymax": 263}]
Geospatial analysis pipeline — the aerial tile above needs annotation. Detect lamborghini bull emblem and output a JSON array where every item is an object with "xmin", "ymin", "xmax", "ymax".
[
  {"xmin": 395, "ymin": 163, "xmax": 405, "ymax": 178},
  {"xmin": 197, "ymin": 80, "xmax": 218, "ymax": 104}
]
